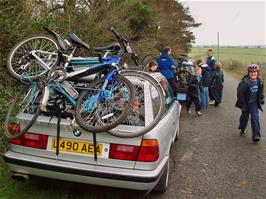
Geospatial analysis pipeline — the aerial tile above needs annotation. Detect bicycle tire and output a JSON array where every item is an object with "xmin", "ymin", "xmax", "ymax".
[
  {"xmin": 108, "ymin": 70, "xmax": 166, "ymax": 138},
  {"xmin": 4, "ymin": 84, "xmax": 42, "ymax": 139},
  {"xmin": 74, "ymin": 74, "xmax": 135, "ymax": 133},
  {"xmin": 7, "ymin": 34, "xmax": 59, "ymax": 81}
]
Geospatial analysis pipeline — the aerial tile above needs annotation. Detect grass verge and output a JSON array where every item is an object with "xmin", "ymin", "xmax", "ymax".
[{"xmin": 0, "ymin": 156, "xmax": 129, "ymax": 199}]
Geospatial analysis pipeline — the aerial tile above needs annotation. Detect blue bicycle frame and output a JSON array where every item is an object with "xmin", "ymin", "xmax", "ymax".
[
  {"xmin": 42, "ymin": 68, "xmax": 120, "ymax": 113},
  {"xmin": 65, "ymin": 56, "xmax": 121, "ymax": 81},
  {"xmin": 69, "ymin": 56, "xmax": 121, "ymax": 66}
]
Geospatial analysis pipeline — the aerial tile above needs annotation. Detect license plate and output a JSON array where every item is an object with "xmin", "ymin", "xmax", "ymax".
[{"xmin": 48, "ymin": 137, "xmax": 109, "ymax": 158}]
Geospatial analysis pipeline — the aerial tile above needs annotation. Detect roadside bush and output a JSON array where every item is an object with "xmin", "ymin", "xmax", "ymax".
[
  {"xmin": 221, "ymin": 59, "xmax": 265, "ymax": 91},
  {"xmin": 0, "ymin": 70, "xmax": 18, "ymax": 153}
]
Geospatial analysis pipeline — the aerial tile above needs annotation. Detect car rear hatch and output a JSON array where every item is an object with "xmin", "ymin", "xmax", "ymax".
[{"xmin": 9, "ymin": 113, "xmax": 146, "ymax": 169}]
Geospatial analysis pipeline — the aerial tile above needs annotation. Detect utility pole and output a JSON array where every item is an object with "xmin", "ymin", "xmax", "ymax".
[{"xmin": 217, "ymin": 32, "xmax": 220, "ymax": 61}]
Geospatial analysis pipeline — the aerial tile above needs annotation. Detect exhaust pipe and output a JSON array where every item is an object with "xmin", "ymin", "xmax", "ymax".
[{"xmin": 11, "ymin": 173, "xmax": 29, "ymax": 181}]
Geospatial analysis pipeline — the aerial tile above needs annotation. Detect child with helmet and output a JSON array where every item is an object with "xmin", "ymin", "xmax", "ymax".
[{"xmin": 235, "ymin": 64, "xmax": 264, "ymax": 142}]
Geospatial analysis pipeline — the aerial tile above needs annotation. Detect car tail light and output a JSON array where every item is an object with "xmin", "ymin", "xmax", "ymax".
[
  {"xmin": 109, "ymin": 139, "xmax": 159, "ymax": 162},
  {"xmin": 9, "ymin": 123, "xmax": 21, "ymax": 135},
  {"xmin": 9, "ymin": 137, "xmax": 22, "ymax": 145},
  {"xmin": 109, "ymin": 144, "xmax": 139, "ymax": 161},
  {"xmin": 137, "ymin": 139, "xmax": 159, "ymax": 162},
  {"xmin": 9, "ymin": 132, "xmax": 48, "ymax": 149}
]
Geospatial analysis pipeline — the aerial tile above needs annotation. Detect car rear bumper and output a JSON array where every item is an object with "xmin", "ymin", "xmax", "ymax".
[{"xmin": 3, "ymin": 150, "xmax": 168, "ymax": 191}]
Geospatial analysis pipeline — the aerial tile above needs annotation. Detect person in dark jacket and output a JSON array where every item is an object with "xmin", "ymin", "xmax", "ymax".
[
  {"xmin": 197, "ymin": 59, "xmax": 211, "ymax": 109},
  {"xmin": 186, "ymin": 66, "xmax": 203, "ymax": 116},
  {"xmin": 235, "ymin": 64, "xmax": 264, "ymax": 142},
  {"xmin": 157, "ymin": 47, "xmax": 178, "ymax": 95},
  {"xmin": 206, "ymin": 49, "xmax": 216, "ymax": 104},
  {"xmin": 210, "ymin": 62, "xmax": 224, "ymax": 106}
]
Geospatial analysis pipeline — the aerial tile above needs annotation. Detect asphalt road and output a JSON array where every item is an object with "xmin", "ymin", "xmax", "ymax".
[{"xmin": 151, "ymin": 71, "xmax": 266, "ymax": 199}]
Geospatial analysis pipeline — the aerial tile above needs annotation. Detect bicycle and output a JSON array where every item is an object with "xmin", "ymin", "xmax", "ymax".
[
  {"xmin": 107, "ymin": 70, "xmax": 166, "ymax": 138},
  {"xmin": 5, "ymin": 28, "xmax": 166, "ymax": 138},
  {"xmin": 103, "ymin": 30, "xmax": 166, "ymax": 138},
  {"xmin": 4, "ymin": 52, "xmax": 135, "ymax": 139},
  {"xmin": 6, "ymin": 27, "xmax": 134, "ymax": 81}
]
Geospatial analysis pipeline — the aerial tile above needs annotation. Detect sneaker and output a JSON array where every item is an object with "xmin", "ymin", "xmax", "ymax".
[
  {"xmin": 196, "ymin": 111, "xmax": 202, "ymax": 116},
  {"xmin": 240, "ymin": 129, "xmax": 246, "ymax": 136},
  {"xmin": 188, "ymin": 108, "xmax": 192, "ymax": 115},
  {"xmin": 252, "ymin": 136, "xmax": 260, "ymax": 143},
  {"xmin": 209, "ymin": 100, "xmax": 215, "ymax": 105}
]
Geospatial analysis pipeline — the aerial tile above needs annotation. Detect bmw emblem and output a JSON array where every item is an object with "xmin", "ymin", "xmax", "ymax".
[{"xmin": 73, "ymin": 128, "xmax": 81, "ymax": 137}]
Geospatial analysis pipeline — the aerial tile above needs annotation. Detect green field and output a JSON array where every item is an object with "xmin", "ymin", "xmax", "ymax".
[
  {"xmin": 189, "ymin": 47, "xmax": 266, "ymax": 90},
  {"xmin": 189, "ymin": 47, "xmax": 266, "ymax": 64}
]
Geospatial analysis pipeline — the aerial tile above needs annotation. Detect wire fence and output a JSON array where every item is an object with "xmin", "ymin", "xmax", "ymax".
[{"xmin": 189, "ymin": 48, "xmax": 266, "ymax": 67}]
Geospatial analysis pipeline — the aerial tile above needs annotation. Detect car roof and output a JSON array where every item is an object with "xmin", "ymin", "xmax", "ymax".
[{"xmin": 145, "ymin": 72, "xmax": 167, "ymax": 81}]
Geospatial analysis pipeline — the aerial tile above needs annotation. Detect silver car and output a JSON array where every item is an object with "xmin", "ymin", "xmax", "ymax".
[{"xmin": 3, "ymin": 72, "xmax": 181, "ymax": 193}]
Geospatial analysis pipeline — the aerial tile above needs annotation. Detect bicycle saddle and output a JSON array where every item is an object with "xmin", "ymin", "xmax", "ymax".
[
  {"xmin": 94, "ymin": 43, "xmax": 121, "ymax": 54},
  {"xmin": 68, "ymin": 33, "xmax": 90, "ymax": 50},
  {"xmin": 44, "ymin": 27, "xmax": 71, "ymax": 51}
]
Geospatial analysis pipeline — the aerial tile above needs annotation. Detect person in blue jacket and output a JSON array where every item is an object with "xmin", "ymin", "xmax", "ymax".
[
  {"xmin": 197, "ymin": 59, "xmax": 211, "ymax": 109},
  {"xmin": 157, "ymin": 47, "xmax": 178, "ymax": 95},
  {"xmin": 235, "ymin": 64, "xmax": 264, "ymax": 142},
  {"xmin": 206, "ymin": 49, "xmax": 216, "ymax": 104}
]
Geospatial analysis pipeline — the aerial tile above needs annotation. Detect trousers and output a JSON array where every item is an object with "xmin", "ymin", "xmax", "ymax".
[
  {"xmin": 239, "ymin": 102, "xmax": 260, "ymax": 138},
  {"xmin": 200, "ymin": 86, "xmax": 209, "ymax": 108}
]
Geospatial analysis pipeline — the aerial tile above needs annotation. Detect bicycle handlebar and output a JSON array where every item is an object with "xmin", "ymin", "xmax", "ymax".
[
  {"xmin": 110, "ymin": 27, "xmax": 129, "ymax": 52},
  {"xmin": 109, "ymin": 27, "xmax": 142, "ymax": 66},
  {"xmin": 110, "ymin": 27, "xmax": 127, "ymax": 43}
]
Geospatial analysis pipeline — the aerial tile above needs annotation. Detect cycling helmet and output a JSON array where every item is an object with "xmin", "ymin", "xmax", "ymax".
[{"xmin": 247, "ymin": 64, "xmax": 259, "ymax": 73}]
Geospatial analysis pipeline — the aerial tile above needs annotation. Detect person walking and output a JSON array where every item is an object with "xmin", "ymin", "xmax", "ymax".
[
  {"xmin": 186, "ymin": 66, "xmax": 203, "ymax": 116},
  {"xmin": 235, "ymin": 64, "xmax": 264, "ymax": 142},
  {"xmin": 210, "ymin": 62, "xmax": 224, "ymax": 106},
  {"xmin": 206, "ymin": 49, "xmax": 216, "ymax": 105},
  {"xmin": 157, "ymin": 46, "xmax": 178, "ymax": 95},
  {"xmin": 197, "ymin": 59, "xmax": 210, "ymax": 109}
]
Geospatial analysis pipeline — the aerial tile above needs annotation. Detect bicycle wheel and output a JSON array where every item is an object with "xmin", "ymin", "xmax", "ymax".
[
  {"xmin": 75, "ymin": 74, "xmax": 135, "ymax": 133},
  {"xmin": 7, "ymin": 34, "xmax": 59, "ymax": 81},
  {"xmin": 108, "ymin": 70, "xmax": 166, "ymax": 138},
  {"xmin": 141, "ymin": 54, "xmax": 158, "ymax": 71},
  {"xmin": 4, "ymin": 84, "xmax": 42, "ymax": 139}
]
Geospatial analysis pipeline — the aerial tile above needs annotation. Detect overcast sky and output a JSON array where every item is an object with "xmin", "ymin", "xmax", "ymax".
[{"xmin": 179, "ymin": 0, "xmax": 266, "ymax": 46}]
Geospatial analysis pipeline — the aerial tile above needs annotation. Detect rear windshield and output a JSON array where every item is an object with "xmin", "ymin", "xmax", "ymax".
[{"xmin": 123, "ymin": 86, "xmax": 145, "ymax": 126}]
